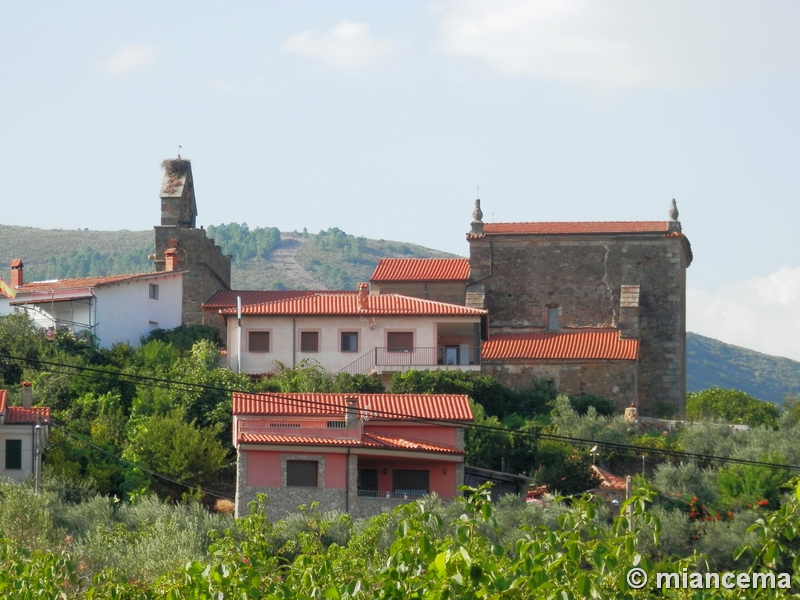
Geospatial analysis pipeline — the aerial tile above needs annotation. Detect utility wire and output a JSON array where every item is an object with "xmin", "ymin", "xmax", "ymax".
[
  {"xmin": 2, "ymin": 352, "xmax": 799, "ymax": 473},
  {"xmin": 48, "ymin": 420, "xmax": 234, "ymax": 501}
]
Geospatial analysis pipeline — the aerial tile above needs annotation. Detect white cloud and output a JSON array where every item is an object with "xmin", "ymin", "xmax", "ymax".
[
  {"xmin": 99, "ymin": 43, "xmax": 161, "ymax": 77},
  {"xmin": 435, "ymin": 0, "xmax": 800, "ymax": 93},
  {"xmin": 281, "ymin": 20, "xmax": 393, "ymax": 70},
  {"xmin": 688, "ymin": 266, "xmax": 800, "ymax": 362}
]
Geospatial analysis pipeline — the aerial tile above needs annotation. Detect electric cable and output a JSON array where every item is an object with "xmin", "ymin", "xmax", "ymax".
[{"xmin": 2, "ymin": 351, "xmax": 799, "ymax": 474}]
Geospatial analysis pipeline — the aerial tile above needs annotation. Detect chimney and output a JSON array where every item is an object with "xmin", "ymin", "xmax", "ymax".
[
  {"xmin": 164, "ymin": 239, "xmax": 179, "ymax": 271},
  {"xmin": 10, "ymin": 259, "xmax": 23, "ymax": 287},
  {"xmin": 22, "ymin": 381, "xmax": 32, "ymax": 409},
  {"xmin": 345, "ymin": 396, "xmax": 359, "ymax": 429},
  {"xmin": 358, "ymin": 283, "xmax": 369, "ymax": 311}
]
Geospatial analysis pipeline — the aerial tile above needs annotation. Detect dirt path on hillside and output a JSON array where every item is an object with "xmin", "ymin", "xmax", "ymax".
[{"xmin": 271, "ymin": 239, "xmax": 325, "ymax": 289}]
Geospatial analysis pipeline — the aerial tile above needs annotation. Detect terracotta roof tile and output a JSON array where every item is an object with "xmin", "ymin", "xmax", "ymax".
[
  {"xmin": 482, "ymin": 222, "xmax": 670, "ymax": 235},
  {"xmin": 591, "ymin": 465, "xmax": 627, "ymax": 491},
  {"xmin": 233, "ymin": 392, "xmax": 474, "ymax": 421},
  {"xmin": 16, "ymin": 272, "xmax": 183, "ymax": 294},
  {"xmin": 363, "ymin": 432, "xmax": 463, "ymax": 454},
  {"xmin": 5, "ymin": 406, "xmax": 50, "ymax": 424},
  {"xmin": 370, "ymin": 258, "xmax": 470, "ymax": 282},
  {"xmin": 237, "ymin": 431, "xmax": 463, "ymax": 454},
  {"xmin": 482, "ymin": 331, "xmax": 639, "ymax": 361},
  {"xmin": 219, "ymin": 292, "xmax": 486, "ymax": 316}
]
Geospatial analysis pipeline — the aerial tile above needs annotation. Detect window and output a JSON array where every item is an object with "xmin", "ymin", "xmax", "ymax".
[
  {"xmin": 340, "ymin": 331, "xmax": 358, "ymax": 352},
  {"xmin": 286, "ymin": 460, "xmax": 318, "ymax": 487},
  {"xmin": 5, "ymin": 439, "xmax": 22, "ymax": 470},
  {"xmin": 547, "ymin": 306, "xmax": 559, "ymax": 331},
  {"xmin": 148, "ymin": 321, "xmax": 159, "ymax": 329},
  {"xmin": 149, "ymin": 284, "xmax": 159, "ymax": 300},
  {"xmin": 359, "ymin": 469, "xmax": 378, "ymax": 492},
  {"xmin": 392, "ymin": 469, "xmax": 429, "ymax": 495},
  {"xmin": 249, "ymin": 331, "xmax": 270, "ymax": 352},
  {"xmin": 387, "ymin": 332, "xmax": 413, "ymax": 352},
  {"xmin": 300, "ymin": 331, "xmax": 319, "ymax": 352}
]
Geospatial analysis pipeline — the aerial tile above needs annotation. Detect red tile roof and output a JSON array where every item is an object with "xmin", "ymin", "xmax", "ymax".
[
  {"xmin": 482, "ymin": 222, "xmax": 671, "ymax": 235},
  {"xmin": 233, "ymin": 392, "xmax": 474, "ymax": 421},
  {"xmin": 219, "ymin": 292, "xmax": 486, "ymax": 316},
  {"xmin": 482, "ymin": 331, "xmax": 639, "ymax": 361},
  {"xmin": 203, "ymin": 290, "xmax": 334, "ymax": 310},
  {"xmin": 237, "ymin": 431, "xmax": 463, "ymax": 454},
  {"xmin": 0, "ymin": 390, "xmax": 51, "ymax": 424},
  {"xmin": 5, "ymin": 406, "xmax": 51, "ymax": 424},
  {"xmin": 591, "ymin": 465, "xmax": 627, "ymax": 491},
  {"xmin": 370, "ymin": 258, "xmax": 470, "ymax": 282},
  {"xmin": 15, "ymin": 271, "xmax": 183, "ymax": 294}
]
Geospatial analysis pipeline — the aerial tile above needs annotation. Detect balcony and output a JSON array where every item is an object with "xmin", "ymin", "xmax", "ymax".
[
  {"xmin": 339, "ymin": 346, "xmax": 482, "ymax": 376},
  {"xmin": 236, "ymin": 417, "xmax": 360, "ymax": 441}
]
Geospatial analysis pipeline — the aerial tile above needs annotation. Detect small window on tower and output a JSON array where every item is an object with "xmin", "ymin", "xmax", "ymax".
[
  {"xmin": 548, "ymin": 307, "xmax": 559, "ymax": 331},
  {"xmin": 149, "ymin": 284, "xmax": 159, "ymax": 300}
]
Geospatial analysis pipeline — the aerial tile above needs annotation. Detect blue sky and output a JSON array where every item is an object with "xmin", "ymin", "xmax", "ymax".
[{"xmin": 1, "ymin": 1, "xmax": 799, "ymax": 360}]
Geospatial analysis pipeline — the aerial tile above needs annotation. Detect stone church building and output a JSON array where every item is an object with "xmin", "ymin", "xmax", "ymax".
[
  {"xmin": 370, "ymin": 200, "xmax": 692, "ymax": 417},
  {"xmin": 466, "ymin": 199, "xmax": 692, "ymax": 417}
]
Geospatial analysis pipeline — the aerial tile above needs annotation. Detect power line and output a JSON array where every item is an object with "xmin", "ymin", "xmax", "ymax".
[
  {"xmin": 2, "ymin": 351, "xmax": 799, "ymax": 473},
  {"xmin": 49, "ymin": 421, "xmax": 234, "ymax": 501}
]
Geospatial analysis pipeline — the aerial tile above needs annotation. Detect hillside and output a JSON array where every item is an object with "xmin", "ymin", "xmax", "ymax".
[
  {"xmin": 0, "ymin": 224, "xmax": 456, "ymax": 290},
  {"xmin": 687, "ymin": 332, "xmax": 800, "ymax": 404}
]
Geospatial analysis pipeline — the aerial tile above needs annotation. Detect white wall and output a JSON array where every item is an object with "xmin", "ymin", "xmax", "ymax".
[
  {"xmin": 0, "ymin": 425, "xmax": 35, "ymax": 483},
  {"xmin": 94, "ymin": 274, "xmax": 183, "ymax": 347},
  {"xmin": 228, "ymin": 314, "xmax": 480, "ymax": 374}
]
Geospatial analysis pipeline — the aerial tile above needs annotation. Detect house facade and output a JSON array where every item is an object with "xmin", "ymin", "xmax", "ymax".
[
  {"xmin": 206, "ymin": 285, "xmax": 487, "ymax": 385},
  {"xmin": 0, "ymin": 386, "xmax": 50, "ymax": 483},
  {"xmin": 233, "ymin": 392, "xmax": 472, "ymax": 519},
  {"xmin": 0, "ymin": 260, "xmax": 184, "ymax": 348}
]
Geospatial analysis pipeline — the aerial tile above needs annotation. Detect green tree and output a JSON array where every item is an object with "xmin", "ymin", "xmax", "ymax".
[
  {"xmin": 687, "ymin": 388, "xmax": 781, "ymax": 427},
  {"xmin": 122, "ymin": 408, "xmax": 229, "ymax": 500}
]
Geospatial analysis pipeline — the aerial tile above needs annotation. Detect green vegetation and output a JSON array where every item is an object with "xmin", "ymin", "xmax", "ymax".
[
  {"xmin": 1, "ymin": 479, "xmax": 800, "ymax": 597},
  {"xmin": 205, "ymin": 222, "xmax": 281, "ymax": 266},
  {"xmin": 687, "ymin": 388, "xmax": 782, "ymax": 427}
]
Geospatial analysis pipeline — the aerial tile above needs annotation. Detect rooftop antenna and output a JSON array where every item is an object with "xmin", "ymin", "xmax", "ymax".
[{"xmin": 476, "ymin": 186, "xmax": 480, "ymax": 198}]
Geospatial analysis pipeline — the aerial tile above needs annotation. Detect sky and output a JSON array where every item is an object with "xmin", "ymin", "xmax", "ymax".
[{"xmin": 1, "ymin": 1, "xmax": 799, "ymax": 361}]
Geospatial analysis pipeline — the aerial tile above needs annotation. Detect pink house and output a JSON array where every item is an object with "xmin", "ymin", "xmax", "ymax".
[{"xmin": 232, "ymin": 392, "xmax": 473, "ymax": 519}]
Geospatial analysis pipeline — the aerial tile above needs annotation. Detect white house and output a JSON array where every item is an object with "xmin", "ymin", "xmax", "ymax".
[
  {"xmin": 0, "ymin": 260, "xmax": 185, "ymax": 348},
  {"xmin": 0, "ymin": 385, "xmax": 49, "ymax": 483},
  {"xmin": 205, "ymin": 284, "xmax": 488, "ymax": 385}
]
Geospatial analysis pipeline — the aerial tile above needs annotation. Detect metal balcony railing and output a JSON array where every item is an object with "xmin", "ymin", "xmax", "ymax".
[{"xmin": 339, "ymin": 346, "xmax": 481, "ymax": 375}]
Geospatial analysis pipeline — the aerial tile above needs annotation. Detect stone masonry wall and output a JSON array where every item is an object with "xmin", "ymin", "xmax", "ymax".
[
  {"xmin": 470, "ymin": 234, "xmax": 688, "ymax": 416},
  {"xmin": 371, "ymin": 282, "xmax": 467, "ymax": 306},
  {"xmin": 154, "ymin": 226, "xmax": 231, "ymax": 329},
  {"xmin": 482, "ymin": 359, "xmax": 638, "ymax": 412}
]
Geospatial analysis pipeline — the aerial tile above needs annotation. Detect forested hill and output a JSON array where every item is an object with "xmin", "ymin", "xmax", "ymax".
[
  {"xmin": 0, "ymin": 223, "xmax": 455, "ymax": 290},
  {"xmin": 687, "ymin": 332, "xmax": 800, "ymax": 404}
]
